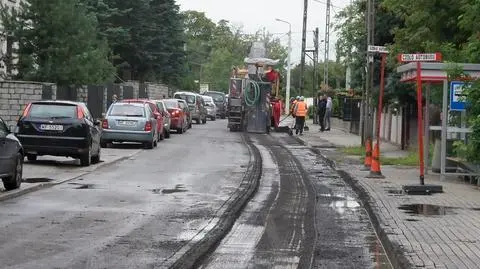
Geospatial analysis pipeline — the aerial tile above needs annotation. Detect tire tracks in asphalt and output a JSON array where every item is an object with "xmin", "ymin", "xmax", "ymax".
[
  {"xmin": 165, "ymin": 133, "xmax": 263, "ymax": 269},
  {"xmin": 197, "ymin": 134, "xmax": 316, "ymax": 269}
]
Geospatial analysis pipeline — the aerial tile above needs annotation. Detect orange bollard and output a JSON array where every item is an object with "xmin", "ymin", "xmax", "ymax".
[
  {"xmin": 367, "ymin": 142, "xmax": 385, "ymax": 178},
  {"xmin": 361, "ymin": 138, "xmax": 372, "ymax": 171}
]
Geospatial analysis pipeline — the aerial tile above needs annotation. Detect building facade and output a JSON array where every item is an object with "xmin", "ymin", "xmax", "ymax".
[{"xmin": 0, "ymin": 0, "xmax": 21, "ymax": 80}]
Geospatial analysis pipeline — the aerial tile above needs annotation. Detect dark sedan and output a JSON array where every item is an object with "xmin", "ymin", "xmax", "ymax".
[
  {"xmin": 15, "ymin": 100, "xmax": 102, "ymax": 166},
  {"xmin": 0, "ymin": 116, "xmax": 23, "ymax": 190}
]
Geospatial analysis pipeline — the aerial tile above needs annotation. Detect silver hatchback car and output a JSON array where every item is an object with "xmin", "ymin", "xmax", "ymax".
[{"xmin": 101, "ymin": 102, "xmax": 158, "ymax": 149}]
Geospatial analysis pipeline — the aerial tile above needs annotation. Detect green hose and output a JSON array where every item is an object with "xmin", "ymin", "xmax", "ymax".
[{"xmin": 244, "ymin": 80, "xmax": 261, "ymax": 107}]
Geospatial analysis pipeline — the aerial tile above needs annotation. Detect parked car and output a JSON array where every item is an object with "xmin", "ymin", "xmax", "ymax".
[
  {"xmin": 0, "ymin": 117, "xmax": 23, "ymax": 190},
  {"xmin": 15, "ymin": 100, "xmax": 101, "ymax": 166},
  {"xmin": 178, "ymin": 99, "xmax": 192, "ymax": 129},
  {"xmin": 153, "ymin": 100, "xmax": 171, "ymax": 138},
  {"xmin": 173, "ymin": 91, "xmax": 207, "ymax": 124},
  {"xmin": 202, "ymin": 95, "xmax": 217, "ymax": 121},
  {"xmin": 101, "ymin": 102, "xmax": 158, "ymax": 149},
  {"xmin": 121, "ymin": 99, "xmax": 166, "ymax": 141},
  {"xmin": 203, "ymin": 91, "xmax": 227, "ymax": 119},
  {"xmin": 163, "ymin": 99, "xmax": 189, "ymax": 133}
]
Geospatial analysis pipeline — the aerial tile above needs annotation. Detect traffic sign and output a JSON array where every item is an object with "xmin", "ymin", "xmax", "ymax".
[
  {"xmin": 450, "ymin": 81, "xmax": 468, "ymax": 111},
  {"xmin": 398, "ymin": 52, "xmax": 442, "ymax": 62},
  {"xmin": 368, "ymin": 45, "xmax": 389, "ymax": 53}
]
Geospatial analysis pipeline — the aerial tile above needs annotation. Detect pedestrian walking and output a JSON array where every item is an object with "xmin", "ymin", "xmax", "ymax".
[
  {"xmin": 325, "ymin": 96, "xmax": 332, "ymax": 131},
  {"xmin": 294, "ymin": 96, "xmax": 308, "ymax": 135},
  {"xmin": 317, "ymin": 95, "xmax": 327, "ymax": 132}
]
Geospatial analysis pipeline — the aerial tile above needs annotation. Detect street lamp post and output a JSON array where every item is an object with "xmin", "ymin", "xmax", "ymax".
[{"xmin": 276, "ymin": 18, "xmax": 292, "ymax": 114}]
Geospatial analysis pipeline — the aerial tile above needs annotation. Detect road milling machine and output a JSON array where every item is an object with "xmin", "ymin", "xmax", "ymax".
[{"xmin": 227, "ymin": 42, "xmax": 283, "ymax": 133}]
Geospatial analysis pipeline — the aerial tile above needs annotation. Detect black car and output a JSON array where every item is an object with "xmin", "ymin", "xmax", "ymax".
[
  {"xmin": 0, "ymin": 116, "xmax": 23, "ymax": 190},
  {"xmin": 15, "ymin": 100, "xmax": 102, "ymax": 166},
  {"xmin": 203, "ymin": 91, "xmax": 227, "ymax": 119}
]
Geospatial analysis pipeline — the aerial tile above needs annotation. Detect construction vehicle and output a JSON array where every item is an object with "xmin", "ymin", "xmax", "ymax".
[{"xmin": 227, "ymin": 42, "xmax": 283, "ymax": 133}]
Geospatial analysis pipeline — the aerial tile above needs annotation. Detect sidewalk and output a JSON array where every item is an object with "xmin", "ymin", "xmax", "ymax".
[{"xmin": 293, "ymin": 118, "xmax": 480, "ymax": 269}]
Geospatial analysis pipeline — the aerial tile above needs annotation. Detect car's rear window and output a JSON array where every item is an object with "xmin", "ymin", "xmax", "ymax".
[
  {"xmin": 28, "ymin": 104, "xmax": 77, "ymax": 118},
  {"xmin": 109, "ymin": 104, "xmax": 145, "ymax": 117},
  {"xmin": 164, "ymin": 100, "xmax": 179, "ymax": 109},
  {"xmin": 174, "ymin": 94, "xmax": 195, "ymax": 104},
  {"xmin": 204, "ymin": 92, "xmax": 225, "ymax": 102}
]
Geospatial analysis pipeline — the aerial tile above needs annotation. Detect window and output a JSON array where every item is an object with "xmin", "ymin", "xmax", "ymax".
[
  {"xmin": 29, "ymin": 104, "xmax": 77, "ymax": 118},
  {"xmin": 157, "ymin": 102, "xmax": 165, "ymax": 112},
  {"xmin": 164, "ymin": 100, "xmax": 179, "ymax": 109},
  {"xmin": 109, "ymin": 104, "xmax": 145, "ymax": 117},
  {"xmin": 148, "ymin": 103, "xmax": 157, "ymax": 114},
  {"xmin": 174, "ymin": 94, "xmax": 195, "ymax": 104}
]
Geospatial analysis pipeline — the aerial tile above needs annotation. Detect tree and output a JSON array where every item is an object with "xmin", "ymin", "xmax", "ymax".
[{"xmin": 1, "ymin": 0, "xmax": 115, "ymax": 86}]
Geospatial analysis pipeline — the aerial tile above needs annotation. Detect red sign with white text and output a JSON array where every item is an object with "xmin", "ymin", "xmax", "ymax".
[{"xmin": 397, "ymin": 52, "xmax": 442, "ymax": 62}]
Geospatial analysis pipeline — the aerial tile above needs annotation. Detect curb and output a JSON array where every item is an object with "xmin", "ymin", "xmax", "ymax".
[
  {"xmin": 0, "ymin": 149, "xmax": 142, "ymax": 202},
  {"xmin": 293, "ymin": 135, "xmax": 413, "ymax": 269},
  {"xmin": 165, "ymin": 133, "xmax": 262, "ymax": 269}
]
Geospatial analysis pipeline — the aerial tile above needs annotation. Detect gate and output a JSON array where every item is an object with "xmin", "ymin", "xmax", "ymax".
[
  {"xmin": 41, "ymin": 84, "xmax": 53, "ymax": 100},
  {"xmin": 56, "ymin": 86, "xmax": 77, "ymax": 101},
  {"xmin": 123, "ymin": 85, "xmax": 134, "ymax": 99},
  {"xmin": 107, "ymin": 84, "xmax": 121, "ymax": 108},
  {"xmin": 87, "ymin": 85, "xmax": 105, "ymax": 119},
  {"xmin": 139, "ymin": 83, "xmax": 148, "ymax": 98},
  {"xmin": 350, "ymin": 98, "xmax": 362, "ymax": 135}
]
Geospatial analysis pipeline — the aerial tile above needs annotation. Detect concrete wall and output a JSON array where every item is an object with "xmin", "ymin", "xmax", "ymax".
[
  {"xmin": 147, "ymin": 83, "xmax": 169, "ymax": 99},
  {"xmin": 0, "ymin": 80, "xmax": 56, "ymax": 126}
]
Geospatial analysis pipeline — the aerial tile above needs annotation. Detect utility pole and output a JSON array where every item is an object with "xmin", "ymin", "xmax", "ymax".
[
  {"xmin": 276, "ymin": 18, "xmax": 292, "ymax": 113},
  {"xmin": 300, "ymin": 0, "xmax": 308, "ymax": 96},
  {"xmin": 323, "ymin": 0, "xmax": 331, "ymax": 88},
  {"xmin": 313, "ymin": 28, "xmax": 319, "ymax": 94},
  {"xmin": 362, "ymin": 0, "xmax": 375, "ymax": 145}
]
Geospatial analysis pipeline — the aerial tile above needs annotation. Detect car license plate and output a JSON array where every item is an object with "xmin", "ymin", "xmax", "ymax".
[
  {"xmin": 118, "ymin": 120, "xmax": 136, "ymax": 126},
  {"xmin": 40, "ymin": 124, "xmax": 64, "ymax": 131}
]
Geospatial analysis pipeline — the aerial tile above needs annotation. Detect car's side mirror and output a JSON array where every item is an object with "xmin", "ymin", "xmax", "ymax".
[{"xmin": 94, "ymin": 120, "xmax": 101, "ymax": 126}]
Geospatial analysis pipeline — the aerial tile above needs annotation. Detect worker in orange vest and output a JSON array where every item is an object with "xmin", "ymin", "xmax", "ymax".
[{"xmin": 294, "ymin": 96, "xmax": 308, "ymax": 135}]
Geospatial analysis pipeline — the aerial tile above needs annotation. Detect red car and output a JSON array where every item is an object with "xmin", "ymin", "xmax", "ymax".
[
  {"xmin": 163, "ymin": 99, "xmax": 189, "ymax": 133},
  {"xmin": 120, "ymin": 99, "xmax": 166, "ymax": 141}
]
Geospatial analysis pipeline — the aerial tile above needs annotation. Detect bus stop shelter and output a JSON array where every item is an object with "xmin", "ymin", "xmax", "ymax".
[{"xmin": 397, "ymin": 62, "xmax": 480, "ymax": 182}]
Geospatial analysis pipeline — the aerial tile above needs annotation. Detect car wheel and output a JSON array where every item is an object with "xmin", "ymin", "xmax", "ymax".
[
  {"xmin": 212, "ymin": 117, "xmax": 216, "ymax": 121},
  {"xmin": 165, "ymin": 129, "xmax": 171, "ymax": 138},
  {"xmin": 160, "ymin": 129, "xmax": 165, "ymax": 141},
  {"xmin": 91, "ymin": 147, "xmax": 101, "ymax": 164},
  {"xmin": 145, "ymin": 138, "xmax": 155, "ymax": 149},
  {"xmin": 221, "ymin": 115, "xmax": 226, "ymax": 119},
  {"xmin": 177, "ymin": 127, "xmax": 184, "ymax": 134},
  {"xmin": 202, "ymin": 117, "xmax": 207, "ymax": 124},
  {"xmin": 196, "ymin": 118, "xmax": 200, "ymax": 124},
  {"xmin": 2, "ymin": 153, "xmax": 23, "ymax": 191},
  {"xmin": 26, "ymin": 154, "xmax": 37, "ymax": 162},
  {"xmin": 100, "ymin": 140, "xmax": 109, "ymax": 148},
  {"xmin": 80, "ymin": 147, "xmax": 91, "ymax": 167}
]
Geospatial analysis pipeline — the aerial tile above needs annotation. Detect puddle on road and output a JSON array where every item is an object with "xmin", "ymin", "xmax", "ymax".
[
  {"xmin": 23, "ymin": 178, "xmax": 53, "ymax": 183},
  {"xmin": 75, "ymin": 184, "xmax": 95, "ymax": 189},
  {"xmin": 398, "ymin": 204, "xmax": 456, "ymax": 216},
  {"xmin": 155, "ymin": 184, "xmax": 188, "ymax": 194}
]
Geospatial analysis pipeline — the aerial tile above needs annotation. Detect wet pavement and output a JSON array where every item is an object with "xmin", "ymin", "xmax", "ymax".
[
  {"xmin": 0, "ymin": 120, "xmax": 252, "ymax": 269},
  {"xmin": 279, "ymin": 133, "xmax": 392, "ymax": 269},
  {"xmin": 199, "ymin": 132, "xmax": 391, "ymax": 269},
  {"xmin": 199, "ymin": 134, "xmax": 315, "ymax": 268}
]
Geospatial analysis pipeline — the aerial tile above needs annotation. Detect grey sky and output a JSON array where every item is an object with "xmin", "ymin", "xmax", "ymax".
[{"xmin": 176, "ymin": 0, "xmax": 351, "ymax": 65}]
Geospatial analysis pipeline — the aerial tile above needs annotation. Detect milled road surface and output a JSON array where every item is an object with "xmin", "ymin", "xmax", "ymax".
[
  {"xmin": 0, "ymin": 120, "xmax": 251, "ymax": 269},
  {"xmin": 199, "ymin": 134, "xmax": 315, "ymax": 268},
  {"xmin": 199, "ymin": 132, "xmax": 393, "ymax": 269}
]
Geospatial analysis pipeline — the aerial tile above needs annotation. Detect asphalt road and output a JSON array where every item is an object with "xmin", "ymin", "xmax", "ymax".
[
  {"xmin": 199, "ymin": 132, "xmax": 393, "ymax": 269},
  {"xmin": 0, "ymin": 120, "xmax": 251, "ymax": 269}
]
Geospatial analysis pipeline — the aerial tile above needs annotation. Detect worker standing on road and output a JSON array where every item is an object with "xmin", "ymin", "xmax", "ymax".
[
  {"xmin": 290, "ymin": 96, "xmax": 300, "ymax": 117},
  {"xmin": 294, "ymin": 96, "xmax": 308, "ymax": 135},
  {"xmin": 317, "ymin": 95, "xmax": 327, "ymax": 132}
]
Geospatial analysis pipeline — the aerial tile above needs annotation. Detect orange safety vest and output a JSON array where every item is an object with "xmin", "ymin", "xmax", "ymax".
[{"xmin": 295, "ymin": 101, "xmax": 307, "ymax": 117}]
